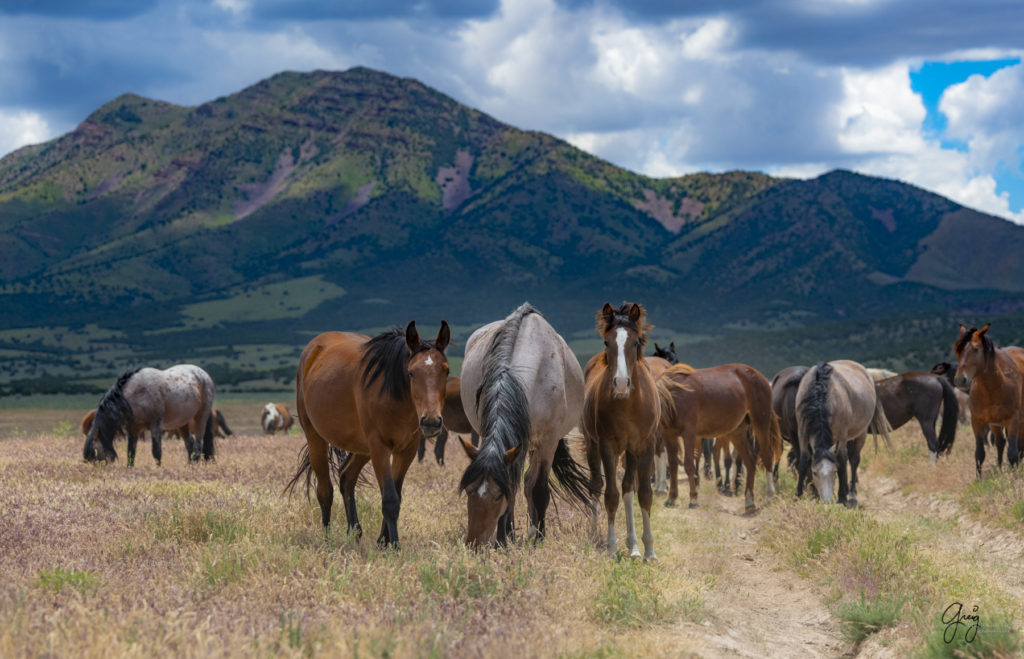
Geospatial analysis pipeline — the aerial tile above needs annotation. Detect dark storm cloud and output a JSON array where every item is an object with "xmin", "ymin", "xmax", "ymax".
[{"xmin": 249, "ymin": 0, "xmax": 499, "ymax": 21}]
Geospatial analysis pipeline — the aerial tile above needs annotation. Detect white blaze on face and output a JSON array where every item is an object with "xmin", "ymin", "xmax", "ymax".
[
  {"xmin": 615, "ymin": 328, "xmax": 629, "ymax": 382},
  {"xmin": 425, "ymin": 356, "xmax": 433, "ymax": 366},
  {"xmin": 476, "ymin": 481, "xmax": 489, "ymax": 499}
]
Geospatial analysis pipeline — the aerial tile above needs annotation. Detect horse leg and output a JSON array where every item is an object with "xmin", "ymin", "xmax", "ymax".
[
  {"xmin": 665, "ymin": 434, "xmax": 680, "ymax": 507},
  {"xmin": 700, "ymin": 437, "xmax": 711, "ymax": 480},
  {"xmin": 416, "ymin": 430, "xmax": 427, "ymax": 463},
  {"xmin": 1008, "ymin": 424, "xmax": 1021, "ymax": 468},
  {"xmin": 127, "ymin": 431, "xmax": 138, "ymax": 468},
  {"xmin": 200, "ymin": 411, "xmax": 215, "ymax": 461},
  {"xmin": 836, "ymin": 447, "xmax": 850, "ymax": 506},
  {"xmin": 683, "ymin": 435, "xmax": 699, "ymax": 508},
  {"xmin": 339, "ymin": 452, "xmax": 370, "ymax": 538},
  {"xmin": 652, "ymin": 435, "xmax": 667, "ymax": 495},
  {"xmin": 733, "ymin": 448, "xmax": 743, "ymax": 497},
  {"xmin": 525, "ymin": 451, "xmax": 551, "ymax": 543},
  {"xmin": 847, "ymin": 436, "xmax": 865, "ymax": 507},
  {"xmin": 796, "ymin": 448, "xmax": 811, "ymax": 497},
  {"xmin": 621, "ymin": 452, "xmax": 641, "ymax": 559},
  {"xmin": 994, "ymin": 427, "xmax": 1006, "ymax": 469},
  {"xmin": 305, "ymin": 434, "xmax": 335, "ymax": 535},
  {"xmin": 368, "ymin": 443, "xmax": 402, "ymax": 549},
  {"xmin": 151, "ymin": 424, "xmax": 162, "ymax": 466},
  {"xmin": 739, "ymin": 444, "xmax": 757, "ymax": 513},
  {"xmin": 601, "ymin": 444, "xmax": 620, "ymax": 555},
  {"xmin": 433, "ymin": 427, "xmax": 447, "ymax": 466},
  {"xmin": 973, "ymin": 417, "xmax": 989, "ymax": 478},
  {"xmin": 584, "ymin": 436, "xmax": 604, "ymax": 544},
  {"xmin": 918, "ymin": 414, "xmax": 939, "ymax": 464},
  {"xmin": 637, "ymin": 443, "xmax": 657, "ymax": 561}
]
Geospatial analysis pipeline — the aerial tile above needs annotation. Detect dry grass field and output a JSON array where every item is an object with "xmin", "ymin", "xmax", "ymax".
[{"xmin": 1, "ymin": 400, "xmax": 1023, "ymax": 657}]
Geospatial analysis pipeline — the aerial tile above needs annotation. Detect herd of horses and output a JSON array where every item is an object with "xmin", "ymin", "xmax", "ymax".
[{"xmin": 79, "ymin": 304, "xmax": 1024, "ymax": 558}]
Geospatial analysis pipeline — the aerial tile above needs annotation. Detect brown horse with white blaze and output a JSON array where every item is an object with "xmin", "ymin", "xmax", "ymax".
[
  {"xmin": 954, "ymin": 324, "xmax": 1024, "ymax": 478},
  {"xmin": 286, "ymin": 321, "xmax": 450, "ymax": 548},
  {"xmin": 583, "ymin": 303, "xmax": 669, "ymax": 560},
  {"xmin": 659, "ymin": 363, "xmax": 782, "ymax": 512}
]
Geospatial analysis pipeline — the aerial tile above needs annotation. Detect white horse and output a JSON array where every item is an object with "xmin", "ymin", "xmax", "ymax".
[{"xmin": 458, "ymin": 303, "xmax": 591, "ymax": 547}]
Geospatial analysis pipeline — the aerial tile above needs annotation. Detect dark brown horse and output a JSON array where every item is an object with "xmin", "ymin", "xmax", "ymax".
[
  {"xmin": 417, "ymin": 376, "xmax": 479, "ymax": 465},
  {"xmin": 286, "ymin": 321, "xmax": 450, "ymax": 548},
  {"xmin": 771, "ymin": 365, "xmax": 809, "ymax": 474},
  {"xmin": 659, "ymin": 363, "xmax": 781, "ymax": 512},
  {"xmin": 953, "ymin": 324, "xmax": 1024, "ymax": 478},
  {"xmin": 874, "ymin": 370, "xmax": 959, "ymax": 462},
  {"xmin": 583, "ymin": 303, "xmax": 669, "ymax": 560}
]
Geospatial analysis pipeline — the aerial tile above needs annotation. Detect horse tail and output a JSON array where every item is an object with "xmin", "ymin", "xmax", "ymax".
[
  {"xmin": 936, "ymin": 376, "xmax": 958, "ymax": 455},
  {"xmin": 797, "ymin": 362, "xmax": 834, "ymax": 459},
  {"xmin": 655, "ymin": 376, "xmax": 677, "ymax": 428},
  {"xmin": 869, "ymin": 390, "xmax": 893, "ymax": 452},
  {"xmin": 202, "ymin": 412, "xmax": 215, "ymax": 461},
  {"xmin": 284, "ymin": 444, "xmax": 313, "ymax": 499},
  {"xmin": 766, "ymin": 412, "xmax": 783, "ymax": 472},
  {"xmin": 216, "ymin": 409, "xmax": 233, "ymax": 436},
  {"xmin": 549, "ymin": 437, "xmax": 592, "ymax": 512}
]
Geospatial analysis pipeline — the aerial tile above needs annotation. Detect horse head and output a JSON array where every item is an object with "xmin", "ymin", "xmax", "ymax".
[
  {"xmin": 459, "ymin": 439, "xmax": 523, "ymax": 548},
  {"xmin": 405, "ymin": 320, "xmax": 451, "ymax": 439},
  {"xmin": 598, "ymin": 302, "xmax": 649, "ymax": 398},
  {"xmin": 811, "ymin": 448, "xmax": 837, "ymax": 503},
  {"xmin": 653, "ymin": 341, "xmax": 679, "ymax": 365},
  {"xmin": 953, "ymin": 323, "xmax": 993, "ymax": 392}
]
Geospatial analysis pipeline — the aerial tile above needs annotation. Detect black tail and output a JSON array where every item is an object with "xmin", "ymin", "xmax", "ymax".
[
  {"xmin": 936, "ymin": 376, "xmax": 959, "ymax": 455},
  {"xmin": 216, "ymin": 409, "xmax": 233, "ymax": 436},
  {"xmin": 201, "ymin": 412, "xmax": 215, "ymax": 461},
  {"xmin": 549, "ymin": 438, "xmax": 592, "ymax": 511},
  {"xmin": 284, "ymin": 444, "xmax": 349, "ymax": 499}
]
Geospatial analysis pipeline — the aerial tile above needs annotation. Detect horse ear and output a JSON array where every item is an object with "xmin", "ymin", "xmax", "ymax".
[
  {"xmin": 654, "ymin": 342, "xmax": 661, "ymax": 352},
  {"xmin": 978, "ymin": 323, "xmax": 991, "ymax": 337},
  {"xmin": 628, "ymin": 303, "xmax": 642, "ymax": 323},
  {"xmin": 670, "ymin": 342, "xmax": 675, "ymax": 352},
  {"xmin": 504, "ymin": 444, "xmax": 523, "ymax": 467},
  {"xmin": 435, "ymin": 320, "xmax": 451, "ymax": 352},
  {"xmin": 601, "ymin": 302, "xmax": 615, "ymax": 319},
  {"xmin": 460, "ymin": 437, "xmax": 479, "ymax": 460},
  {"xmin": 405, "ymin": 321, "xmax": 420, "ymax": 351}
]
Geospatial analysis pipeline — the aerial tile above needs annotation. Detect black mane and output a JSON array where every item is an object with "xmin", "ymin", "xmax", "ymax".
[
  {"xmin": 798, "ymin": 361, "xmax": 834, "ymax": 462},
  {"xmin": 360, "ymin": 327, "xmax": 442, "ymax": 401},
  {"xmin": 84, "ymin": 368, "xmax": 140, "ymax": 460},
  {"xmin": 460, "ymin": 304, "xmax": 535, "ymax": 498}
]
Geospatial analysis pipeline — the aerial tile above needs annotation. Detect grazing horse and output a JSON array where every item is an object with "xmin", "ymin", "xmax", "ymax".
[
  {"xmin": 583, "ymin": 302, "xmax": 669, "ymax": 560},
  {"xmin": 953, "ymin": 324, "xmax": 1024, "ymax": 478},
  {"xmin": 83, "ymin": 365, "xmax": 216, "ymax": 466},
  {"xmin": 417, "ymin": 376, "xmax": 479, "ymax": 465},
  {"xmin": 771, "ymin": 365, "xmax": 809, "ymax": 474},
  {"xmin": 287, "ymin": 321, "xmax": 450, "ymax": 548},
  {"xmin": 81, "ymin": 406, "xmax": 230, "ymax": 441},
  {"xmin": 659, "ymin": 363, "xmax": 781, "ymax": 512},
  {"xmin": 874, "ymin": 370, "xmax": 959, "ymax": 462},
  {"xmin": 931, "ymin": 362, "xmax": 970, "ymax": 425},
  {"xmin": 261, "ymin": 402, "xmax": 294, "ymax": 435},
  {"xmin": 795, "ymin": 360, "xmax": 891, "ymax": 506},
  {"xmin": 459, "ymin": 303, "xmax": 591, "ymax": 547}
]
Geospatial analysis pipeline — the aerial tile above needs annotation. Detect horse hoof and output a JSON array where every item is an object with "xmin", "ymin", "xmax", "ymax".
[
  {"xmin": 845, "ymin": 500, "xmax": 858, "ymax": 509},
  {"xmin": 744, "ymin": 505, "xmax": 756, "ymax": 514},
  {"xmin": 629, "ymin": 550, "xmax": 642, "ymax": 560},
  {"xmin": 644, "ymin": 554, "xmax": 659, "ymax": 563},
  {"xmin": 664, "ymin": 500, "xmax": 677, "ymax": 508},
  {"xmin": 688, "ymin": 502, "xmax": 698, "ymax": 509}
]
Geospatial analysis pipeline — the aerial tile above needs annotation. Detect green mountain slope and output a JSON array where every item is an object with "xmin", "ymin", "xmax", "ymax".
[{"xmin": 1, "ymin": 67, "xmax": 1023, "ymax": 393}]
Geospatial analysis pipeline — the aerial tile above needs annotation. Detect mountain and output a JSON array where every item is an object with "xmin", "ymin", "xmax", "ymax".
[{"xmin": 2, "ymin": 67, "xmax": 1023, "ymax": 394}]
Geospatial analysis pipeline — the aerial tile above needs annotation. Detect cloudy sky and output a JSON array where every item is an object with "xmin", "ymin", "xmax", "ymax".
[{"xmin": 2, "ymin": 0, "xmax": 1023, "ymax": 223}]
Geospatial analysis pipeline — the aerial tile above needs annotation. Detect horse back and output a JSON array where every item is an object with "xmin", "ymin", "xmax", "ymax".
[{"xmin": 817, "ymin": 361, "xmax": 878, "ymax": 440}]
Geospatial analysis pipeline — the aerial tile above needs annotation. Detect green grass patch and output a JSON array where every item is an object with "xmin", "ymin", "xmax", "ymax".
[
  {"xmin": 35, "ymin": 567, "xmax": 101, "ymax": 595},
  {"xmin": 592, "ymin": 560, "xmax": 699, "ymax": 627},
  {"xmin": 918, "ymin": 607, "xmax": 1020, "ymax": 658},
  {"xmin": 833, "ymin": 592, "xmax": 905, "ymax": 644}
]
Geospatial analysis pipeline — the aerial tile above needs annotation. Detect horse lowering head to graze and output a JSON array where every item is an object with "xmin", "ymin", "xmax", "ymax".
[
  {"xmin": 287, "ymin": 320, "xmax": 450, "ymax": 549},
  {"xmin": 953, "ymin": 324, "xmax": 1024, "ymax": 477},
  {"xmin": 261, "ymin": 403, "xmax": 294, "ymax": 435},
  {"xmin": 874, "ymin": 369, "xmax": 959, "ymax": 462},
  {"xmin": 771, "ymin": 366, "xmax": 809, "ymax": 473},
  {"xmin": 458, "ymin": 303, "xmax": 590, "ymax": 548},
  {"xmin": 583, "ymin": 302, "xmax": 670, "ymax": 561},
  {"xmin": 658, "ymin": 362, "xmax": 781, "ymax": 512},
  {"xmin": 795, "ymin": 360, "xmax": 891, "ymax": 506},
  {"xmin": 83, "ymin": 365, "xmax": 216, "ymax": 466}
]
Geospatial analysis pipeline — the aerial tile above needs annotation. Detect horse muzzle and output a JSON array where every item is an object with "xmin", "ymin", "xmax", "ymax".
[
  {"xmin": 953, "ymin": 374, "xmax": 970, "ymax": 392},
  {"xmin": 612, "ymin": 377, "xmax": 632, "ymax": 399},
  {"xmin": 420, "ymin": 416, "xmax": 443, "ymax": 438}
]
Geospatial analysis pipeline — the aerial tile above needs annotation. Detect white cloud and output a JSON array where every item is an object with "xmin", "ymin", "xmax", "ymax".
[
  {"xmin": 836, "ymin": 64, "xmax": 927, "ymax": 154},
  {"xmin": 0, "ymin": 110, "xmax": 50, "ymax": 158}
]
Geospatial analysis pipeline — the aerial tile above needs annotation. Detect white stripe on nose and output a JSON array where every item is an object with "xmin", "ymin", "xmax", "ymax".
[{"xmin": 615, "ymin": 328, "xmax": 628, "ymax": 381}]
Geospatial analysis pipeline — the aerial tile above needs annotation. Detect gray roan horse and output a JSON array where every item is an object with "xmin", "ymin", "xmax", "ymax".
[
  {"xmin": 796, "ymin": 360, "xmax": 891, "ymax": 506},
  {"xmin": 83, "ymin": 365, "xmax": 216, "ymax": 466},
  {"xmin": 458, "ymin": 303, "xmax": 591, "ymax": 547}
]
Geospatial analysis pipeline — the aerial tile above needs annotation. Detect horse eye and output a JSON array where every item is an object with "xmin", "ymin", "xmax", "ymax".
[{"xmin": 408, "ymin": 371, "xmax": 414, "ymax": 379}]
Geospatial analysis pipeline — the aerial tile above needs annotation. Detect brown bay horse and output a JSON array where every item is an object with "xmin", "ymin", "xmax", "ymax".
[
  {"xmin": 286, "ymin": 321, "xmax": 450, "ymax": 548},
  {"xmin": 874, "ymin": 370, "xmax": 959, "ymax": 462},
  {"xmin": 796, "ymin": 360, "xmax": 891, "ymax": 506},
  {"xmin": 417, "ymin": 376, "xmax": 479, "ymax": 465},
  {"xmin": 583, "ymin": 303, "xmax": 669, "ymax": 560},
  {"xmin": 659, "ymin": 363, "xmax": 781, "ymax": 512},
  {"xmin": 953, "ymin": 324, "xmax": 1024, "ymax": 478}
]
